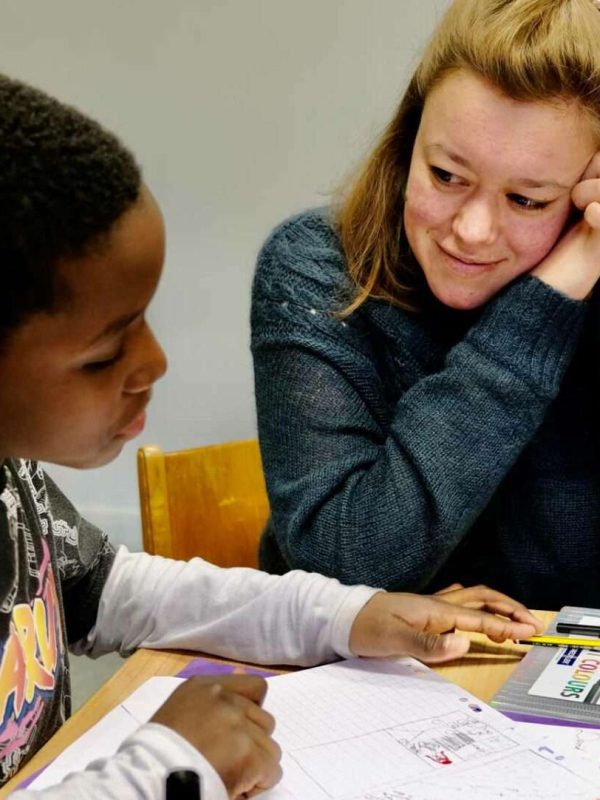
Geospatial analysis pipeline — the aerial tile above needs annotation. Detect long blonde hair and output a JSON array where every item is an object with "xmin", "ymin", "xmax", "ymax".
[{"xmin": 337, "ymin": 0, "xmax": 600, "ymax": 316}]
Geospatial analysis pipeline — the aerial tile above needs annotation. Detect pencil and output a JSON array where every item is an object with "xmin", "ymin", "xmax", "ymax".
[{"xmin": 517, "ymin": 635, "xmax": 600, "ymax": 649}]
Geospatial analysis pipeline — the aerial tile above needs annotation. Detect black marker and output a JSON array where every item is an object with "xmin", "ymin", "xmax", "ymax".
[
  {"xmin": 556, "ymin": 623, "xmax": 600, "ymax": 637},
  {"xmin": 166, "ymin": 769, "xmax": 201, "ymax": 800}
]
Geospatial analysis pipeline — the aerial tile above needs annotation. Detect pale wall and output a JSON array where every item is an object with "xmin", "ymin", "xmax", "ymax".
[{"xmin": 0, "ymin": 0, "xmax": 447, "ymax": 549}]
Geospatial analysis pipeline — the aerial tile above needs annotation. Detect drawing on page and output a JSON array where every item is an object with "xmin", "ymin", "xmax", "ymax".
[
  {"xmin": 261, "ymin": 658, "xmax": 600, "ymax": 799},
  {"xmin": 515, "ymin": 721, "xmax": 600, "ymax": 781},
  {"xmin": 362, "ymin": 749, "xmax": 600, "ymax": 800},
  {"xmin": 279, "ymin": 711, "xmax": 521, "ymax": 798},
  {"xmin": 574, "ymin": 728, "xmax": 600, "ymax": 757},
  {"xmin": 391, "ymin": 711, "xmax": 516, "ymax": 767}
]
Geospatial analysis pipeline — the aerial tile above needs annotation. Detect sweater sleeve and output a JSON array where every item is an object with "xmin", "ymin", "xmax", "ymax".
[{"xmin": 251, "ymin": 211, "xmax": 586, "ymax": 590}]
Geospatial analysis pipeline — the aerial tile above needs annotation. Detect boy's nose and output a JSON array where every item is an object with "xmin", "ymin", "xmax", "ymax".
[{"xmin": 124, "ymin": 327, "xmax": 168, "ymax": 394}]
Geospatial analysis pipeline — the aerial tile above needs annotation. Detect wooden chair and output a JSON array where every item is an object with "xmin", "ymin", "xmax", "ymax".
[{"xmin": 137, "ymin": 439, "xmax": 269, "ymax": 568}]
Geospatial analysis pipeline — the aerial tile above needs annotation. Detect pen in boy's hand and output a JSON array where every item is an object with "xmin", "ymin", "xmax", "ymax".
[{"xmin": 166, "ymin": 769, "xmax": 201, "ymax": 799}]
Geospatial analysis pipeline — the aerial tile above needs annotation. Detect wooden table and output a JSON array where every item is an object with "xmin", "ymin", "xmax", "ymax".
[{"xmin": 1, "ymin": 610, "xmax": 555, "ymax": 796}]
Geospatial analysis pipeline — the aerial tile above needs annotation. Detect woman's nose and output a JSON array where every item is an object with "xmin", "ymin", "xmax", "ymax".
[
  {"xmin": 124, "ymin": 324, "xmax": 168, "ymax": 394},
  {"xmin": 452, "ymin": 196, "xmax": 499, "ymax": 248}
]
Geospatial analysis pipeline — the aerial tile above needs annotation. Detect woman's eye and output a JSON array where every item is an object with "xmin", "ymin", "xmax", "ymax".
[
  {"xmin": 507, "ymin": 193, "xmax": 549, "ymax": 211},
  {"xmin": 430, "ymin": 166, "xmax": 461, "ymax": 185},
  {"xmin": 84, "ymin": 349, "xmax": 124, "ymax": 372}
]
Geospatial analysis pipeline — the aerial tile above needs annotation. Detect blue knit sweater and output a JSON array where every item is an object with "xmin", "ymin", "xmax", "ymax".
[{"xmin": 251, "ymin": 208, "xmax": 600, "ymax": 609}]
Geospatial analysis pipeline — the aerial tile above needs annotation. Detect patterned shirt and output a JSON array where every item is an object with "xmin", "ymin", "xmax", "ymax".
[{"xmin": 0, "ymin": 460, "xmax": 115, "ymax": 784}]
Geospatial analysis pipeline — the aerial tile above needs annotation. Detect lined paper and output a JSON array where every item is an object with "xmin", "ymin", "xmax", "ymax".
[{"xmin": 27, "ymin": 660, "xmax": 600, "ymax": 798}]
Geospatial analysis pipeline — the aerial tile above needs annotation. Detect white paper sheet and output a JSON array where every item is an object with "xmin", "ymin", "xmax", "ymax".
[
  {"xmin": 258, "ymin": 659, "xmax": 600, "ymax": 800},
  {"xmin": 27, "ymin": 661, "xmax": 600, "ymax": 798},
  {"xmin": 514, "ymin": 721, "xmax": 600, "ymax": 787}
]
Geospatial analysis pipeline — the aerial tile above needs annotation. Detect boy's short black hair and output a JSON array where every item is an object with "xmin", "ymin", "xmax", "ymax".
[{"xmin": 0, "ymin": 75, "xmax": 142, "ymax": 340}]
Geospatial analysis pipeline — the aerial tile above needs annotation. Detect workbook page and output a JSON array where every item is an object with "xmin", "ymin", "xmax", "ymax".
[
  {"xmin": 24, "ymin": 659, "xmax": 600, "ymax": 799},
  {"xmin": 261, "ymin": 658, "xmax": 600, "ymax": 800}
]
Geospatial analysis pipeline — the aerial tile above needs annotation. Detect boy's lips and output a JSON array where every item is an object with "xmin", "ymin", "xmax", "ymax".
[{"xmin": 115, "ymin": 409, "xmax": 147, "ymax": 440}]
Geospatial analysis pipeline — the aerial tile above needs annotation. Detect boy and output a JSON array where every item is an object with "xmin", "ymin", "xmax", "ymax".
[{"xmin": 0, "ymin": 75, "xmax": 540, "ymax": 799}]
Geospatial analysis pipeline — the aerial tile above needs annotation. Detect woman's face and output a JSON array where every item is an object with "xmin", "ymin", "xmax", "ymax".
[{"xmin": 404, "ymin": 69, "xmax": 598, "ymax": 310}]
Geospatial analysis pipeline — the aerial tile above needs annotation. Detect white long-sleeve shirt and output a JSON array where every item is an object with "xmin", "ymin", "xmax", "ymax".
[{"xmin": 1, "ymin": 461, "xmax": 376, "ymax": 799}]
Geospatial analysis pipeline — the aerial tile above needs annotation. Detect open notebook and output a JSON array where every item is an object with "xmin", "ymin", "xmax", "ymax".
[{"xmin": 26, "ymin": 657, "xmax": 600, "ymax": 799}]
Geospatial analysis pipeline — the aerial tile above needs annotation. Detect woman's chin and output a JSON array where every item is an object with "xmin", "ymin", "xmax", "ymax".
[{"xmin": 429, "ymin": 283, "xmax": 490, "ymax": 311}]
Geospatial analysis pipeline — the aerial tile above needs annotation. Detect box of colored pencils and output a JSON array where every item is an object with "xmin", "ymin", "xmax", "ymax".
[{"xmin": 491, "ymin": 606, "xmax": 600, "ymax": 727}]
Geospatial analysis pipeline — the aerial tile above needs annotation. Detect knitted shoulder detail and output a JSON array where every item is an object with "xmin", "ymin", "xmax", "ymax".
[{"xmin": 253, "ymin": 207, "xmax": 352, "ymax": 311}]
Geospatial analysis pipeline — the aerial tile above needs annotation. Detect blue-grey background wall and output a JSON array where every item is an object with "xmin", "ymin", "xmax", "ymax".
[{"xmin": 1, "ymin": 0, "xmax": 446, "ymax": 550}]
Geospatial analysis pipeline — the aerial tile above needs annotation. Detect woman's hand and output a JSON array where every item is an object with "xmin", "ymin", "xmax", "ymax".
[
  {"xmin": 533, "ymin": 152, "xmax": 600, "ymax": 300},
  {"xmin": 349, "ymin": 585, "xmax": 544, "ymax": 664}
]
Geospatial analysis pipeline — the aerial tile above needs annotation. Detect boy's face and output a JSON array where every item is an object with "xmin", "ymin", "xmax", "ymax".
[{"xmin": 0, "ymin": 187, "xmax": 168, "ymax": 468}]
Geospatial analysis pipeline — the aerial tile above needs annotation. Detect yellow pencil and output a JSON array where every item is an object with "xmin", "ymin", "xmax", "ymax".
[{"xmin": 517, "ymin": 635, "xmax": 600, "ymax": 649}]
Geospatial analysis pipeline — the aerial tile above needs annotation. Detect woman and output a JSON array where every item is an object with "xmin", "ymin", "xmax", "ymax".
[{"xmin": 252, "ymin": 0, "xmax": 600, "ymax": 610}]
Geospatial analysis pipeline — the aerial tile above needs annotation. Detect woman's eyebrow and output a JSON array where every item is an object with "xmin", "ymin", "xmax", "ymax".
[
  {"xmin": 426, "ymin": 143, "xmax": 570, "ymax": 190},
  {"xmin": 426, "ymin": 143, "xmax": 472, "ymax": 170},
  {"xmin": 513, "ymin": 176, "xmax": 570, "ymax": 191}
]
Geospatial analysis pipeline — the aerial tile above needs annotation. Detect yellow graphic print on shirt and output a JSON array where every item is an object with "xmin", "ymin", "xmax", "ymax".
[{"xmin": 0, "ymin": 554, "xmax": 62, "ymax": 767}]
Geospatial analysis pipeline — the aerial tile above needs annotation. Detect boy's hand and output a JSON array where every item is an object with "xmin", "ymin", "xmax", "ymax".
[
  {"xmin": 349, "ymin": 585, "xmax": 544, "ymax": 664},
  {"xmin": 533, "ymin": 151, "xmax": 600, "ymax": 300},
  {"xmin": 151, "ymin": 675, "xmax": 282, "ymax": 799}
]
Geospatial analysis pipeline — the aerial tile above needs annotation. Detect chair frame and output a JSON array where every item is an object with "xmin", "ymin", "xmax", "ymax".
[{"xmin": 137, "ymin": 439, "xmax": 269, "ymax": 568}]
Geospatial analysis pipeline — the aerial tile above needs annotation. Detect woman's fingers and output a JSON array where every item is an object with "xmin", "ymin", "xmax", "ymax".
[
  {"xmin": 572, "ymin": 178, "xmax": 600, "ymax": 212},
  {"xmin": 579, "ymin": 150, "xmax": 600, "ymax": 182},
  {"xmin": 584, "ymin": 200, "xmax": 600, "ymax": 228},
  {"xmin": 571, "ymin": 152, "xmax": 600, "ymax": 226},
  {"xmin": 533, "ymin": 150, "xmax": 600, "ymax": 300}
]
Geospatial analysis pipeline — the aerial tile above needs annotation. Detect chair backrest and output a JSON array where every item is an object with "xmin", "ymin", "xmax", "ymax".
[{"xmin": 137, "ymin": 439, "xmax": 269, "ymax": 568}]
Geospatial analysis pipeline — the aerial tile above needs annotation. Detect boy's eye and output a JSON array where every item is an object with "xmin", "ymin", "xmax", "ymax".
[
  {"xmin": 507, "ymin": 193, "xmax": 549, "ymax": 211},
  {"xmin": 430, "ymin": 166, "xmax": 462, "ymax": 185},
  {"xmin": 84, "ymin": 348, "xmax": 124, "ymax": 372}
]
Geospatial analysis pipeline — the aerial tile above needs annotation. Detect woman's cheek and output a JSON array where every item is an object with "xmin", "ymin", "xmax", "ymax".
[
  {"xmin": 510, "ymin": 210, "xmax": 572, "ymax": 269},
  {"xmin": 404, "ymin": 179, "xmax": 450, "ymax": 232}
]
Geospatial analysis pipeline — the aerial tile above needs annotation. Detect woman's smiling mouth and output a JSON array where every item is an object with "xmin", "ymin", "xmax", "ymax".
[{"xmin": 437, "ymin": 244, "xmax": 503, "ymax": 276}]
